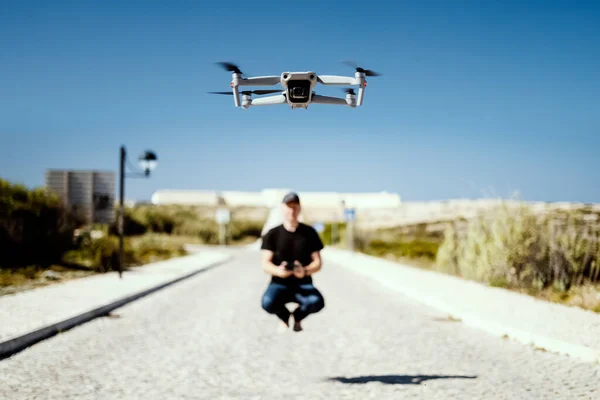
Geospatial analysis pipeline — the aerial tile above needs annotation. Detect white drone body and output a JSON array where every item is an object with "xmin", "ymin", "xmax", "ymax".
[{"xmin": 210, "ymin": 62, "xmax": 380, "ymax": 110}]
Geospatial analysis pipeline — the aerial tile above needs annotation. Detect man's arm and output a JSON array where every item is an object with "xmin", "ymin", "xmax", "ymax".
[
  {"xmin": 260, "ymin": 230, "xmax": 285, "ymax": 277},
  {"xmin": 303, "ymin": 228, "xmax": 324, "ymax": 276},
  {"xmin": 261, "ymin": 249, "xmax": 289, "ymax": 278},
  {"xmin": 304, "ymin": 251, "xmax": 322, "ymax": 276}
]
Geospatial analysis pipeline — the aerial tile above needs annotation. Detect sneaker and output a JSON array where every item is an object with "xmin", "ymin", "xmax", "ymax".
[{"xmin": 293, "ymin": 321, "xmax": 303, "ymax": 332}]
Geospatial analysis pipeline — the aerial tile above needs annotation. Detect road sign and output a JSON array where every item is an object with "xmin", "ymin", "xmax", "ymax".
[
  {"xmin": 344, "ymin": 208, "xmax": 355, "ymax": 222},
  {"xmin": 215, "ymin": 208, "xmax": 230, "ymax": 224},
  {"xmin": 313, "ymin": 222, "xmax": 325, "ymax": 233}
]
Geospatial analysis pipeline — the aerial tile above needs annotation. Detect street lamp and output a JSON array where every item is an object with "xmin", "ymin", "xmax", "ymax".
[
  {"xmin": 138, "ymin": 150, "xmax": 158, "ymax": 176},
  {"xmin": 118, "ymin": 145, "xmax": 158, "ymax": 278}
]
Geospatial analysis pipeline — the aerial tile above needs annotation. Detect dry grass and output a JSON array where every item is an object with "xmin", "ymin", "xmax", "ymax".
[
  {"xmin": 338, "ymin": 198, "xmax": 600, "ymax": 313},
  {"xmin": 0, "ymin": 233, "xmax": 192, "ymax": 296},
  {"xmin": 435, "ymin": 201, "xmax": 600, "ymax": 289},
  {"xmin": 114, "ymin": 204, "xmax": 266, "ymax": 245},
  {"xmin": 432, "ymin": 199, "xmax": 600, "ymax": 312},
  {"xmin": 518, "ymin": 282, "xmax": 600, "ymax": 312},
  {"xmin": 0, "ymin": 265, "xmax": 95, "ymax": 296}
]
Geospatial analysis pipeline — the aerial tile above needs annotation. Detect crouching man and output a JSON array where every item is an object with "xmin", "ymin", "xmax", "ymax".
[{"xmin": 260, "ymin": 192, "xmax": 325, "ymax": 332}]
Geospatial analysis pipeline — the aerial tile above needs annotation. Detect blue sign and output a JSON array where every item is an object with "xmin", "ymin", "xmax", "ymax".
[
  {"xmin": 313, "ymin": 222, "xmax": 325, "ymax": 233},
  {"xmin": 344, "ymin": 208, "xmax": 355, "ymax": 222}
]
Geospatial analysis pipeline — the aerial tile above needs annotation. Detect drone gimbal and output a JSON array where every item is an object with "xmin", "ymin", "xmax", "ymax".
[{"xmin": 209, "ymin": 61, "xmax": 380, "ymax": 110}]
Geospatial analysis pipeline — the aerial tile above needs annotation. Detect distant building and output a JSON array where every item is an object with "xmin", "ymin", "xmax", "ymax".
[
  {"xmin": 45, "ymin": 169, "xmax": 116, "ymax": 224},
  {"xmin": 150, "ymin": 188, "xmax": 401, "ymax": 209}
]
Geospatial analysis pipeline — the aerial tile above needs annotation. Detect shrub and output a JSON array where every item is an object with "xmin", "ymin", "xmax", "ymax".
[
  {"xmin": 229, "ymin": 219, "xmax": 263, "ymax": 242},
  {"xmin": 108, "ymin": 207, "xmax": 149, "ymax": 236},
  {"xmin": 318, "ymin": 222, "xmax": 346, "ymax": 245},
  {"xmin": 108, "ymin": 210, "xmax": 148, "ymax": 236},
  {"xmin": 63, "ymin": 236, "xmax": 122, "ymax": 272},
  {"xmin": 128, "ymin": 235, "xmax": 187, "ymax": 263},
  {"xmin": 435, "ymin": 223, "xmax": 461, "ymax": 276},
  {"xmin": 435, "ymin": 201, "xmax": 600, "ymax": 291},
  {"xmin": 64, "ymin": 233, "xmax": 190, "ymax": 272},
  {"xmin": 366, "ymin": 238, "xmax": 439, "ymax": 260},
  {"xmin": 111, "ymin": 204, "xmax": 266, "ymax": 244},
  {"xmin": 0, "ymin": 178, "xmax": 83, "ymax": 269},
  {"xmin": 131, "ymin": 205, "xmax": 195, "ymax": 234},
  {"xmin": 89, "ymin": 236, "xmax": 121, "ymax": 272},
  {"xmin": 169, "ymin": 217, "xmax": 219, "ymax": 243}
]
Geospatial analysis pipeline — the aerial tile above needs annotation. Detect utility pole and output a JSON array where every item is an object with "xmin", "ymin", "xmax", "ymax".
[
  {"xmin": 117, "ymin": 146, "xmax": 158, "ymax": 278},
  {"xmin": 118, "ymin": 146, "xmax": 125, "ymax": 277}
]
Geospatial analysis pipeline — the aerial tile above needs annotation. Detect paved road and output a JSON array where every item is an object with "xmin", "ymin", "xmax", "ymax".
[{"xmin": 1, "ymin": 248, "xmax": 600, "ymax": 399}]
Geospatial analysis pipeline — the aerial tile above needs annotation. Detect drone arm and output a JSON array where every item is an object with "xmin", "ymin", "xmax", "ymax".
[
  {"xmin": 236, "ymin": 76, "xmax": 281, "ymax": 86},
  {"xmin": 317, "ymin": 75, "xmax": 358, "ymax": 86},
  {"xmin": 311, "ymin": 94, "xmax": 354, "ymax": 107}
]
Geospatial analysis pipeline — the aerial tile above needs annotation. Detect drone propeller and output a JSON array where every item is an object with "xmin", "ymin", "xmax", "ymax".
[
  {"xmin": 343, "ymin": 60, "xmax": 381, "ymax": 76},
  {"xmin": 208, "ymin": 89, "xmax": 282, "ymax": 96},
  {"xmin": 216, "ymin": 62, "xmax": 243, "ymax": 75}
]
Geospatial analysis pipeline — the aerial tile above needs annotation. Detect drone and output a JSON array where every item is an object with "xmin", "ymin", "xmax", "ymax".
[{"xmin": 208, "ymin": 61, "xmax": 381, "ymax": 110}]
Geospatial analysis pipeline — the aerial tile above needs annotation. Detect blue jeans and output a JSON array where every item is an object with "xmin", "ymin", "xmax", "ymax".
[{"xmin": 261, "ymin": 282, "xmax": 325, "ymax": 323}]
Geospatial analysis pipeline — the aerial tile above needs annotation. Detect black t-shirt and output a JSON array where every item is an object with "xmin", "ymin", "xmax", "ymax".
[{"xmin": 261, "ymin": 223, "xmax": 324, "ymax": 286}]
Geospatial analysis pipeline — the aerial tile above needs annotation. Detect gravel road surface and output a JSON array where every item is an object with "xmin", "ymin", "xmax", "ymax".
[{"xmin": 1, "ymin": 248, "xmax": 599, "ymax": 399}]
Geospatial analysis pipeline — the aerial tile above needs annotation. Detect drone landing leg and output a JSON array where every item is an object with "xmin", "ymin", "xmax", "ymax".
[
  {"xmin": 357, "ymin": 86, "xmax": 365, "ymax": 106},
  {"xmin": 232, "ymin": 86, "xmax": 241, "ymax": 107}
]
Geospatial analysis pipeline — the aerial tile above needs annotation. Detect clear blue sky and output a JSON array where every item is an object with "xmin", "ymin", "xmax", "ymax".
[{"xmin": 1, "ymin": 0, "xmax": 599, "ymax": 202}]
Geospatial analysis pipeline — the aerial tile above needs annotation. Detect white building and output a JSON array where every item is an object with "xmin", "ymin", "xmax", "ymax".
[
  {"xmin": 150, "ymin": 188, "xmax": 402, "ymax": 209},
  {"xmin": 150, "ymin": 189, "xmax": 220, "ymax": 206}
]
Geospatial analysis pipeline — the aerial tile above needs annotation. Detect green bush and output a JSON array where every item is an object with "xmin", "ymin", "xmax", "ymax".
[
  {"xmin": 366, "ymin": 238, "xmax": 439, "ymax": 260},
  {"xmin": 140, "ymin": 209, "xmax": 176, "ymax": 234},
  {"xmin": 89, "ymin": 237, "xmax": 121, "ymax": 272},
  {"xmin": 229, "ymin": 219, "xmax": 263, "ymax": 242},
  {"xmin": 63, "ymin": 236, "xmax": 122, "ymax": 272},
  {"xmin": 108, "ymin": 210, "xmax": 148, "ymax": 236},
  {"xmin": 127, "ymin": 235, "xmax": 187, "ymax": 264},
  {"xmin": 64, "ymin": 233, "xmax": 192, "ymax": 272},
  {"xmin": 172, "ymin": 218, "xmax": 218, "ymax": 243},
  {"xmin": 131, "ymin": 205, "xmax": 193, "ymax": 234},
  {"xmin": 111, "ymin": 204, "xmax": 265, "ymax": 244},
  {"xmin": 318, "ymin": 222, "xmax": 347, "ymax": 245},
  {"xmin": 0, "ymin": 178, "xmax": 83, "ymax": 269}
]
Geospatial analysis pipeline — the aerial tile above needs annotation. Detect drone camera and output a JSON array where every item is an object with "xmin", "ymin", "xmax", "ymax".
[
  {"xmin": 292, "ymin": 87, "xmax": 305, "ymax": 97},
  {"xmin": 287, "ymin": 80, "xmax": 312, "ymax": 103}
]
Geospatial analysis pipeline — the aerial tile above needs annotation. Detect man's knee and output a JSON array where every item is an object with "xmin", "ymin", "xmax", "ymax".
[
  {"xmin": 308, "ymin": 294, "xmax": 325, "ymax": 312},
  {"xmin": 262, "ymin": 295, "xmax": 277, "ymax": 313}
]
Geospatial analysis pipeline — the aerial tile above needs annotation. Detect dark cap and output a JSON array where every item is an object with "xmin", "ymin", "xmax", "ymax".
[{"xmin": 282, "ymin": 191, "xmax": 300, "ymax": 204}]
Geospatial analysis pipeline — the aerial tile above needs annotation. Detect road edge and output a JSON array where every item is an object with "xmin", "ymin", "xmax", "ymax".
[
  {"xmin": 322, "ymin": 247, "xmax": 600, "ymax": 364},
  {"xmin": 0, "ymin": 254, "xmax": 232, "ymax": 362}
]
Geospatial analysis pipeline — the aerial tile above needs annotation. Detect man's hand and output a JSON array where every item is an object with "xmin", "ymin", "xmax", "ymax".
[
  {"xmin": 292, "ymin": 261, "xmax": 306, "ymax": 278},
  {"xmin": 277, "ymin": 261, "xmax": 293, "ymax": 278}
]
